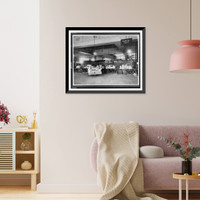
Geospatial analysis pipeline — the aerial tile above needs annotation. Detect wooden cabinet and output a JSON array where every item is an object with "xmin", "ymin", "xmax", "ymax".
[{"xmin": 0, "ymin": 129, "xmax": 40, "ymax": 190}]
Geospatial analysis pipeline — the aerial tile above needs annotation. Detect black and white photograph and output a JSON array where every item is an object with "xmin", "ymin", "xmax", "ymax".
[{"xmin": 66, "ymin": 27, "xmax": 145, "ymax": 93}]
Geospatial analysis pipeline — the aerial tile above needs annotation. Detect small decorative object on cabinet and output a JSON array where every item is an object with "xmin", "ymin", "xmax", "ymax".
[
  {"xmin": 16, "ymin": 115, "xmax": 28, "ymax": 128},
  {"xmin": 0, "ymin": 128, "xmax": 40, "ymax": 190},
  {"xmin": 31, "ymin": 112, "xmax": 38, "ymax": 129},
  {"xmin": 21, "ymin": 132, "xmax": 32, "ymax": 150},
  {"xmin": 21, "ymin": 161, "xmax": 32, "ymax": 170}
]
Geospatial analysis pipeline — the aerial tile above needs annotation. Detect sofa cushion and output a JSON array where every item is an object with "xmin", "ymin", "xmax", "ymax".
[
  {"xmin": 142, "ymin": 156, "xmax": 200, "ymax": 190},
  {"xmin": 140, "ymin": 146, "xmax": 164, "ymax": 158}
]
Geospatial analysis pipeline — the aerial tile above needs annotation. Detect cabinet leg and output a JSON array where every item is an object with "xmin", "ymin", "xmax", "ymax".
[{"xmin": 31, "ymin": 174, "xmax": 37, "ymax": 191}]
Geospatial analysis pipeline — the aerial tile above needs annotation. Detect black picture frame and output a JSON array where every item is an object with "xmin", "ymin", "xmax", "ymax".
[{"xmin": 65, "ymin": 27, "xmax": 146, "ymax": 93}]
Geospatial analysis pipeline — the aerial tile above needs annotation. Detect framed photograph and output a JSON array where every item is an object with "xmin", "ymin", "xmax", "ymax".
[{"xmin": 66, "ymin": 27, "xmax": 145, "ymax": 93}]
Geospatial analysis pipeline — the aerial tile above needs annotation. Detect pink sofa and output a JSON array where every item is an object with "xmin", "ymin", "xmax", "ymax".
[{"xmin": 90, "ymin": 125, "xmax": 200, "ymax": 190}]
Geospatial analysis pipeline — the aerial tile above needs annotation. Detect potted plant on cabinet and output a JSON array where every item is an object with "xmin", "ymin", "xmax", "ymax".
[
  {"xmin": 21, "ymin": 133, "xmax": 32, "ymax": 151},
  {"xmin": 0, "ymin": 101, "xmax": 10, "ymax": 129}
]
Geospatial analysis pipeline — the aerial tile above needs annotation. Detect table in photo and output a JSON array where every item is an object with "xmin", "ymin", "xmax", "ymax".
[{"xmin": 173, "ymin": 173, "xmax": 200, "ymax": 200}]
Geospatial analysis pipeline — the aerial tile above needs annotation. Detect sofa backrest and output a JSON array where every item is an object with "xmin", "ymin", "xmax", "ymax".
[{"xmin": 139, "ymin": 125, "xmax": 200, "ymax": 156}]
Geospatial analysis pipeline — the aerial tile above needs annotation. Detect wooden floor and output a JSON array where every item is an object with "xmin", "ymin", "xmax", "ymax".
[{"xmin": 0, "ymin": 186, "xmax": 200, "ymax": 200}]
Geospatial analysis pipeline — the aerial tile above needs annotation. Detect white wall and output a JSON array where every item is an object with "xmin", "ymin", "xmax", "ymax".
[
  {"xmin": 0, "ymin": 0, "xmax": 39, "ymax": 184},
  {"xmin": 0, "ymin": 0, "xmax": 39, "ymax": 129},
  {"xmin": 39, "ymin": 0, "xmax": 200, "ymax": 193}
]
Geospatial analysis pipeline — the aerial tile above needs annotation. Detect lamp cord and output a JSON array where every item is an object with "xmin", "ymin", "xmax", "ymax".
[{"xmin": 190, "ymin": 0, "xmax": 192, "ymax": 40}]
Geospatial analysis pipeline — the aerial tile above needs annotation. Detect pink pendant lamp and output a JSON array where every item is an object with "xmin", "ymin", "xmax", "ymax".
[{"xmin": 169, "ymin": 0, "xmax": 200, "ymax": 71}]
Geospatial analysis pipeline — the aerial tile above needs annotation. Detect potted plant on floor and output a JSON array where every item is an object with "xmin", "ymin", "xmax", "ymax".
[{"xmin": 158, "ymin": 133, "xmax": 200, "ymax": 175}]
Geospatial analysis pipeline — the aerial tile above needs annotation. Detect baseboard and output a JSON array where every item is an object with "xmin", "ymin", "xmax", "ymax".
[{"xmin": 37, "ymin": 183, "xmax": 102, "ymax": 193}]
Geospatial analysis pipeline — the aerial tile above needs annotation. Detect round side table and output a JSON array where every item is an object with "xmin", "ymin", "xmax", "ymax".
[{"xmin": 173, "ymin": 173, "xmax": 200, "ymax": 200}]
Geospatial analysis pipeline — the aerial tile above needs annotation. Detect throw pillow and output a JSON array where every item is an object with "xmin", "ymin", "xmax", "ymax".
[{"xmin": 139, "ymin": 145, "xmax": 164, "ymax": 158}]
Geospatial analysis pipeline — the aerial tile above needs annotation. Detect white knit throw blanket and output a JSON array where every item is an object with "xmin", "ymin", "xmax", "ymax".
[{"xmin": 94, "ymin": 122, "xmax": 166, "ymax": 200}]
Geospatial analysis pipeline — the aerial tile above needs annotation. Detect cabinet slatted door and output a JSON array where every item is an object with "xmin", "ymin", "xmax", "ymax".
[{"xmin": 0, "ymin": 132, "xmax": 15, "ymax": 171}]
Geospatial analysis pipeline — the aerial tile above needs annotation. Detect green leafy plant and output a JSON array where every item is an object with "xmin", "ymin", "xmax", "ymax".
[
  {"xmin": 22, "ymin": 133, "xmax": 31, "ymax": 140},
  {"xmin": 158, "ymin": 133, "xmax": 200, "ymax": 161}
]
